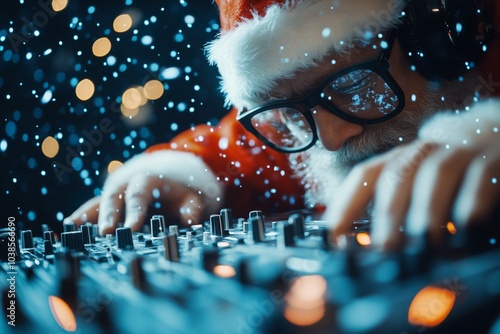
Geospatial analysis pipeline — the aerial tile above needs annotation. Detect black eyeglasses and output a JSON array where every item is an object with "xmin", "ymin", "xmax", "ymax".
[{"xmin": 236, "ymin": 31, "xmax": 405, "ymax": 153}]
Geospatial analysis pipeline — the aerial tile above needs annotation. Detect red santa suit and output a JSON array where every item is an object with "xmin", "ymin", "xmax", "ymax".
[{"xmin": 146, "ymin": 108, "xmax": 306, "ymax": 218}]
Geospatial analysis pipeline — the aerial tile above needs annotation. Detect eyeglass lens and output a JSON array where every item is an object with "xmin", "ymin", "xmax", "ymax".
[
  {"xmin": 322, "ymin": 69, "xmax": 399, "ymax": 119},
  {"xmin": 250, "ymin": 107, "xmax": 314, "ymax": 150},
  {"xmin": 250, "ymin": 69, "xmax": 400, "ymax": 150}
]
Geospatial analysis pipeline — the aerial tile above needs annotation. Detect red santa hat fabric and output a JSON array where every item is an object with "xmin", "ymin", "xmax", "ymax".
[{"xmin": 206, "ymin": 0, "xmax": 407, "ymax": 110}]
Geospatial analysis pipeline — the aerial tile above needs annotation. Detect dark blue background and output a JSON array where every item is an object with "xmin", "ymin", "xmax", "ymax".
[{"xmin": 0, "ymin": 0, "xmax": 226, "ymax": 235}]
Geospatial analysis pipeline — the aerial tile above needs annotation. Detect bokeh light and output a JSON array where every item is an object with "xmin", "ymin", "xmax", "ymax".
[
  {"xmin": 41, "ymin": 136, "xmax": 60, "ymax": 158},
  {"xmin": 113, "ymin": 14, "xmax": 133, "ymax": 33},
  {"xmin": 356, "ymin": 232, "xmax": 371, "ymax": 246},
  {"xmin": 92, "ymin": 37, "xmax": 112, "ymax": 57},
  {"xmin": 48, "ymin": 296, "xmax": 77, "ymax": 332},
  {"xmin": 75, "ymin": 79, "xmax": 95, "ymax": 101},
  {"xmin": 143, "ymin": 80, "xmax": 164, "ymax": 100},
  {"xmin": 284, "ymin": 305, "xmax": 326, "ymax": 327},
  {"xmin": 446, "ymin": 222, "xmax": 457, "ymax": 235},
  {"xmin": 120, "ymin": 103, "xmax": 140, "ymax": 118},
  {"xmin": 51, "ymin": 0, "xmax": 68, "ymax": 12},
  {"xmin": 107, "ymin": 160, "xmax": 124, "ymax": 174},
  {"xmin": 408, "ymin": 286, "xmax": 456, "ymax": 328},
  {"xmin": 122, "ymin": 87, "xmax": 142, "ymax": 109},
  {"xmin": 135, "ymin": 86, "xmax": 148, "ymax": 106},
  {"xmin": 213, "ymin": 265, "xmax": 236, "ymax": 278},
  {"xmin": 284, "ymin": 275, "xmax": 327, "ymax": 326}
]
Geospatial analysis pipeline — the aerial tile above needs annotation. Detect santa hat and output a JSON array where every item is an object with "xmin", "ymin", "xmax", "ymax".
[{"xmin": 206, "ymin": 0, "xmax": 407, "ymax": 110}]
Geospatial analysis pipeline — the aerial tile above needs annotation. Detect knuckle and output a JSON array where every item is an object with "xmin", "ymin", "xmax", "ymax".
[
  {"xmin": 404, "ymin": 141, "xmax": 437, "ymax": 169},
  {"xmin": 417, "ymin": 140, "xmax": 439, "ymax": 154},
  {"xmin": 101, "ymin": 181, "xmax": 122, "ymax": 198},
  {"xmin": 125, "ymin": 185, "xmax": 145, "ymax": 200}
]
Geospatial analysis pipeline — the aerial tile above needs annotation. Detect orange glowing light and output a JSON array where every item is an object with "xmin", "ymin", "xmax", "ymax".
[
  {"xmin": 122, "ymin": 87, "xmax": 142, "ymax": 109},
  {"xmin": 48, "ymin": 296, "xmax": 77, "ymax": 332},
  {"xmin": 135, "ymin": 86, "xmax": 148, "ymax": 106},
  {"xmin": 52, "ymin": 0, "xmax": 68, "ymax": 12},
  {"xmin": 41, "ymin": 136, "xmax": 59, "ymax": 158},
  {"xmin": 408, "ymin": 286, "xmax": 456, "ymax": 328},
  {"xmin": 213, "ymin": 265, "xmax": 236, "ymax": 278},
  {"xmin": 75, "ymin": 79, "xmax": 95, "ymax": 101},
  {"xmin": 113, "ymin": 14, "xmax": 133, "ymax": 33},
  {"xmin": 285, "ymin": 275, "xmax": 327, "ymax": 308},
  {"xmin": 284, "ymin": 275, "xmax": 327, "ymax": 326},
  {"xmin": 120, "ymin": 103, "xmax": 139, "ymax": 118},
  {"xmin": 446, "ymin": 222, "xmax": 457, "ymax": 235},
  {"xmin": 284, "ymin": 304, "xmax": 326, "ymax": 327},
  {"xmin": 143, "ymin": 80, "xmax": 164, "ymax": 100},
  {"xmin": 107, "ymin": 160, "xmax": 123, "ymax": 174},
  {"xmin": 356, "ymin": 232, "xmax": 371, "ymax": 246},
  {"xmin": 92, "ymin": 37, "xmax": 112, "ymax": 57}
]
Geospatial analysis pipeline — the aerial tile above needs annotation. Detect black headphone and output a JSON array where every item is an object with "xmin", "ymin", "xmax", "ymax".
[{"xmin": 398, "ymin": 0, "xmax": 494, "ymax": 80}]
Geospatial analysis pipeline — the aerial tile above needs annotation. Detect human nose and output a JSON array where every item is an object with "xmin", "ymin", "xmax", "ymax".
[{"xmin": 311, "ymin": 105, "xmax": 363, "ymax": 151}]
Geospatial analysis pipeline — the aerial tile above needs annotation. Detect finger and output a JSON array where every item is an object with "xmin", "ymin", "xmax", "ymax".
[
  {"xmin": 323, "ymin": 152, "xmax": 397, "ymax": 243},
  {"xmin": 159, "ymin": 181, "xmax": 210, "ymax": 227},
  {"xmin": 453, "ymin": 146, "xmax": 500, "ymax": 226},
  {"xmin": 123, "ymin": 175, "xmax": 156, "ymax": 231},
  {"xmin": 98, "ymin": 183, "xmax": 127, "ymax": 235},
  {"xmin": 372, "ymin": 141, "xmax": 438, "ymax": 249},
  {"xmin": 406, "ymin": 146, "xmax": 477, "ymax": 246},
  {"xmin": 64, "ymin": 196, "xmax": 101, "ymax": 226}
]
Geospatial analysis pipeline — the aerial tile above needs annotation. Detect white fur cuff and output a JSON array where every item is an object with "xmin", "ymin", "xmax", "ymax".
[
  {"xmin": 106, "ymin": 151, "xmax": 223, "ymax": 212},
  {"xmin": 418, "ymin": 98, "xmax": 500, "ymax": 147}
]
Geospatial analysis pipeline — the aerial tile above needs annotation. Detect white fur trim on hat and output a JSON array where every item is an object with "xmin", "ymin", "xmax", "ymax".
[{"xmin": 206, "ymin": 0, "xmax": 406, "ymax": 110}]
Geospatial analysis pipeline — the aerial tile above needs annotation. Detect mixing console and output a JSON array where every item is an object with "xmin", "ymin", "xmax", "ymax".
[{"xmin": 1, "ymin": 209, "xmax": 500, "ymax": 334}]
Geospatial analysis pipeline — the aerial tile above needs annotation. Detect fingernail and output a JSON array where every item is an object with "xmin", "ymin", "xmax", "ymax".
[
  {"xmin": 123, "ymin": 217, "xmax": 135, "ymax": 228},
  {"xmin": 99, "ymin": 227, "xmax": 109, "ymax": 236},
  {"xmin": 99, "ymin": 220, "xmax": 112, "ymax": 235}
]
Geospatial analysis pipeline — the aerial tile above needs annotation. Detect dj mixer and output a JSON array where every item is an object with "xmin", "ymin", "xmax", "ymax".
[{"xmin": 1, "ymin": 209, "xmax": 500, "ymax": 334}]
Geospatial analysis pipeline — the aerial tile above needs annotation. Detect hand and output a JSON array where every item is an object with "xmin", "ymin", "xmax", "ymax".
[
  {"xmin": 323, "ymin": 139, "xmax": 500, "ymax": 249},
  {"xmin": 64, "ymin": 151, "xmax": 222, "ymax": 235}
]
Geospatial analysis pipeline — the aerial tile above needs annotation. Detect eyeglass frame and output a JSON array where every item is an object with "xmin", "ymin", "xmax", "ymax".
[{"xmin": 236, "ymin": 30, "xmax": 406, "ymax": 153}]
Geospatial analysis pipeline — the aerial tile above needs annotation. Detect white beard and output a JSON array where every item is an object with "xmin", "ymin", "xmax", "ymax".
[{"xmin": 288, "ymin": 142, "xmax": 351, "ymax": 208}]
